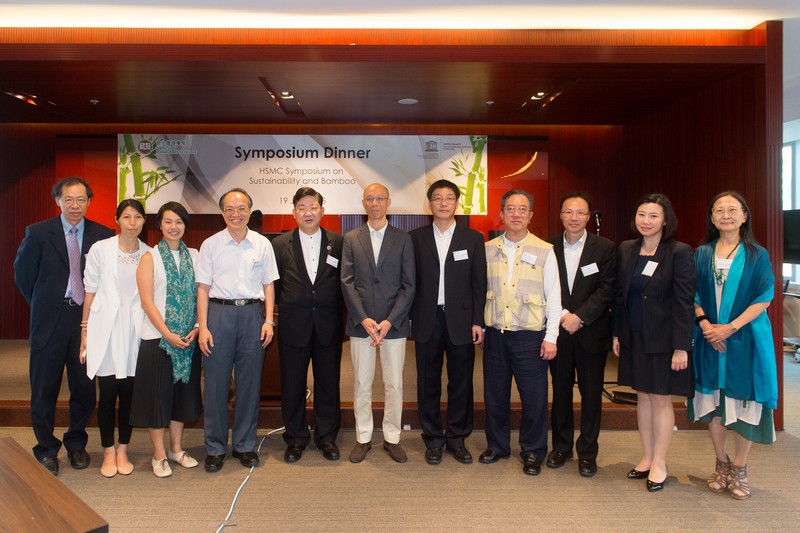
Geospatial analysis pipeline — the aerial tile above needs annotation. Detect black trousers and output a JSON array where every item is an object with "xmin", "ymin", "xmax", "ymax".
[
  {"xmin": 96, "ymin": 375, "xmax": 134, "ymax": 448},
  {"xmin": 279, "ymin": 325, "xmax": 342, "ymax": 448},
  {"xmin": 549, "ymin": 332, "xmax": 607, "ymax": 460},
  {"xmin": 29, "ymin": 302, "xmax": 96, "ymax": 461},
  {"xmin": 415, "ymin": 308, "xmax": 475, "ymax": 449}
]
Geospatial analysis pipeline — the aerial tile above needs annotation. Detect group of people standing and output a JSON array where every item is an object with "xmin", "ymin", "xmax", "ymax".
[{"xmin": 14, "ymin": 176, "xmax": 777, "ymax": 500}]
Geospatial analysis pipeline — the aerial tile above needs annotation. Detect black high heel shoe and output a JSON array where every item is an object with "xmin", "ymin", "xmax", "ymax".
[{"xmin": 627, "ymin": 468, "xmax": 650, "ymax": 479}]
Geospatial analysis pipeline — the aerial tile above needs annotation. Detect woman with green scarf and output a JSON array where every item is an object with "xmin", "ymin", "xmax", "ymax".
[
  {"xmin": 130, "ymin": 202, "xmax": 202, "ymax": 478},
  {"xmin": 691, "ymin": 191, "xmax": 777, "ymax": 500}
]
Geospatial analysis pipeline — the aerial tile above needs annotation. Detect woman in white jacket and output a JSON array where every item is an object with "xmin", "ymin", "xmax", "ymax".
[
  {"xmin": 80, "ymin": 199, "xmax": 149, "ymax": 478},
  {"xmin": 131, "ymin": 201, "xmax": 202, "ymax": 478}
]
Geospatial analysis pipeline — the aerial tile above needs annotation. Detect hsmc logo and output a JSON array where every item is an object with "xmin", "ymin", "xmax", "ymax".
[{"xmin": 138, "ymin": 141, "xmax": 153, "ymax": 155}]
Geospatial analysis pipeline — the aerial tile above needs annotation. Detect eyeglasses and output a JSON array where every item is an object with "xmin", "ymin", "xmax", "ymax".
[
  {"xmin": 60, "ymin": 197, "xmax": 88, "ymax": 206},
  {"xmin": 561, "ymin": 210, "xmax": 589, "ymax": 218},
  {"xmin": 431, "ymin": 196, "xmax": 458, "ymax": 204},
  {"xmin": 364, "ymin": 196, "xmax": 388, "ymax": 204},
  {"xmin": 712, "ymin": 207, "xmax": 742, "ymax": 216},
  {"xmin": 504, "ymin": 206, "xmax": 530, "ymax": 215},
  {"xmin": 223, "ymin": 206, "xmax": 250, "ymax": 215},
  {"xmin": 296, "ymin": 205, "xmax": 321, "ymax": 214}
]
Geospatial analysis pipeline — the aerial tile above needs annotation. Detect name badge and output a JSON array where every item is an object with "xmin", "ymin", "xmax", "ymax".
[
  {"xmin": 642, "ymin": 260, "xmax": 658, "ymax": 277},
  {"xmin": 716, "ymin": 258, "xmax": 733, "ymax": 270},
  {"xmin": 453, "ymin": 250, "xmax": 468, "ymax": 261},
  {"xmin": 581, "ymin": 262, "xmax": 599, "ymax": 276},
  {"xmin": 521, "ymin": 252, "xmax": 538, "ymax": 265},
  {"xmin": 326, "ymin": 255, "xmax": 339, "ymax": 268}
]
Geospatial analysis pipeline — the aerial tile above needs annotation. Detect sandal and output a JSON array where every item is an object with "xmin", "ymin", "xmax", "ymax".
[
  {"xmin": 707, "ymin": 455, "xmax": 730, "ymax": 493},
  {"xmin": 729, "ymin": 464, "xmax": 751, "ymax": 500}
]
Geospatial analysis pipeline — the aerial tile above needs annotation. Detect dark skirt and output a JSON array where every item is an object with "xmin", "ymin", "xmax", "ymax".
[
  {"xmin": 129, "ymin": 338, "xmax": 202, "ymax": 428},
  {"xmin": 617, "ymin": 331, "xmax": 694, "ymax": 397}
]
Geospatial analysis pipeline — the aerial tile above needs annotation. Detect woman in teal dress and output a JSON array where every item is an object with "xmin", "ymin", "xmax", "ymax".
[{"xmin": 691, "ymin": 191, "xmax": 777, "ymax": 500}]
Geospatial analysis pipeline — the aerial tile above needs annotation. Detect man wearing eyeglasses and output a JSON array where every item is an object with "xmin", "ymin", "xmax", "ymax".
[
  {"xmin": 197, "ymin": 188, "xmax": 279, "ymax": 472},
  {"xmin": 271, "ymin": 187, "xmax": 344, "ymax": 463},
  {"xmin": 341, "ymin": 183, "xmax": 415, "ymax": 463},
  {"xmin": 14, "ymin": 177, "xmax": 114, "ymax": 476},
  {"xmin": 409, "ymin": 179, "xmax": 486, "ymax": 465},
  {"xmin": 546, "ymin": 192, "xmax": 616, "ymax": 478},
  {"xmin": 480, "ymin": 189, "xmax": 561, "ymax": 477}
]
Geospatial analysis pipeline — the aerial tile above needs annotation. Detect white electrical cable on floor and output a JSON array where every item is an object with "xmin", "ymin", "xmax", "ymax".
[{"xmin": 215, "ymin": 390, "xmax": 310, "ymax": 532}]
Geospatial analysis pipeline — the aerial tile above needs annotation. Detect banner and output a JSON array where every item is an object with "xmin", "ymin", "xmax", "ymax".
[{"xmin": 118, "ymin": 134, "xmax": 489, "ymax": 215}]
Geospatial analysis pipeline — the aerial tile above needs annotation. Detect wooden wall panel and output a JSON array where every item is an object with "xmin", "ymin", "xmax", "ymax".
[{"xmin": 0, "ymin": 125, "xmax": 57, "ymax": 340}]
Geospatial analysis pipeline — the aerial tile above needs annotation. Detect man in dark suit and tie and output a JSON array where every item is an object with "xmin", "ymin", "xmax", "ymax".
[
  {"xmin": 14, "ymin": 177, "xmax": 114, "ymax": 476},
  {"xmin": 546, "ymin": 192, "xmax": 616, "ymax": 477},
  {"xmin": 341, "ymin": 182, "xmax": 415, "ymax": 464},
  {"xmin": 272, "ymin": 187, "xmax": 344, "ymax": 463},
  {"xmin": 409, "ymin": 179, "xmax": 486, "ymax": 465}
]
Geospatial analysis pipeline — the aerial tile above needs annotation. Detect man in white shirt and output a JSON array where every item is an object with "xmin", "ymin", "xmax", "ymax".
[
  {"xmin": 479, "ymin": 189, "xmax": 561, "ymax": 476},
  {"xmin": 546, "ymin": 193, "xmax": 615, "ymax": 477},
  {"xmin": 271, "ymin": 187, "xmax": 344, "ymax": 463},
  {"xmin": 409, "ymin": 179, "xmax": 486, "ymax": 465},
  {"xmin": 197, "ymin": 188, "xmax": 279, "ymax": 472},
  {"xmin": 341, "ymin": 183, "xmax": 415, "ymax": 464}
]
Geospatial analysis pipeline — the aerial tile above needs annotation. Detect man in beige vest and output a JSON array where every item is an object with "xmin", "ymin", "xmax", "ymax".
[{"xmin": 479, "ymin": 189, "xmax": 561, "ymax": 476}]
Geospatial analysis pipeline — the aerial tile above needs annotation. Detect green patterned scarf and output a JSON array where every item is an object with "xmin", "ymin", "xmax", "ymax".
[{"xmin": 157, "ymin": 239, "xmax": 197, "ymax": 383}]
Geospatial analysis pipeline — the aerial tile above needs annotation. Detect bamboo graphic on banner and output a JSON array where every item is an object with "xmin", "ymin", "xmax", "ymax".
[
  {"xmin": 118, "ymin": 134, "xmax": 183, "ymax": 208},
  {"xmin": 449, "ymin": 135, "xmax": 486, "ymax": 215}
]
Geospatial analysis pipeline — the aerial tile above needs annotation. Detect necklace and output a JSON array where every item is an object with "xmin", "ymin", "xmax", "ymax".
[{"xmin": 712, "ymin": 241, "xmax": 740, "ymax": 286}]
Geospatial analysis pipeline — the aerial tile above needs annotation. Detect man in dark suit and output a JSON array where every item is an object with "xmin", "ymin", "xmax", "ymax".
[
  {"xmin": 341, "ymin": 182, "xmax": 415, "ymax": 464},
  {"xmin": 410, "ymin": 179, "xmax": 486, "ymax": 466},
  {"xmin": 14, "ymin": 177, "xmax": 114, "ymax": 476},
  {"xmin": 546, "ymin": 192, "xmax": 616, "ymax": 477},
  {"xmin": 272, "ymin": 187, "xmax": 344, "ymax": 463}
]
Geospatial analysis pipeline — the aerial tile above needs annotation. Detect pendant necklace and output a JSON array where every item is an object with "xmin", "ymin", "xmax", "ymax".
[{"xmin": 713, "ymin": 241, "xmax": 740, "ymax": 286}]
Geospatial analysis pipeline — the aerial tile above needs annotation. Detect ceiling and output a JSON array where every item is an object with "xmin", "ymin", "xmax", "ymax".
[
  {"xmin": 0, "ymin": 56, "xmax": 759, "ymax": 126},
  {"xmin": 0, "ymin": 1, "xmax": 798, "ymax": 126}
]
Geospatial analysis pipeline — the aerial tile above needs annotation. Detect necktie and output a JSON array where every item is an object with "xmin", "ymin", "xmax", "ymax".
[{"xmin": 68, "ymin": 227, "xmax": 84, "ymax": 305}]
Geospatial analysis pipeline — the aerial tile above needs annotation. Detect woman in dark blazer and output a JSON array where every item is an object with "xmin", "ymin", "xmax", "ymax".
[{"xmin": 612, "ymin": 193, "xmax": 696, "ymax": 492}]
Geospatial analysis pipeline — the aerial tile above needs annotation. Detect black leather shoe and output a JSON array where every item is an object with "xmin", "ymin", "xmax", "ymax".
[
  {"xmin": 479, "ymin": 449, "xmax": 507, "ymax": 464},
  {"xmin": 425, "ymin": 447, "xmax": 443, "ymax": 465},
  {"xmin": 40, "ymin": 456, "xmax": 59, "ymax": 476},
  {"xmin": 284, "ymin": 445, "xmax": 303, "ymax": 463},
  {"xmin": 627, "ymin": 468, "xmax": 650, "ymax": 479},
  {"xmin": 578, "ymin": 458, "xmax": 598, "ymax": 477},
  {"xmin": 522, "ymin": 453, "xmax": 542, "ymax": 476},
  {"xmin": 204, "ymin": 454, "xmax": 225, "ymax": 473},
  {"xmin": 445, "ymin": 445, "xmax": 473, "ymax": 464},
  {"xmin": 546, "ymin": 449, "xmax": 572, "ymax": 469},
  {"xmin": 232, "ymin": 450, "xmax": 260, "ymax": 467},
  {"xmin": 68, "ymin": 449, "xmax": 90, "ymax": 470},
  {"xmin": 320, "ymin": 442, "xmax": 340, "ymax": 461},
  {"xmin": 647, "ymin": 477, "xmax": 666, "ymax": 492}
]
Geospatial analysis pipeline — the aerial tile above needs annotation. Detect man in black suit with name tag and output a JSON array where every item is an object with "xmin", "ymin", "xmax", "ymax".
[
  {"xmin": 272, "ymin": 187, "xmax": 344, "ymax": 463},
  {"xmin": 546, "ymin": 192, "xmax": 616, "ymax": 477},
  {"xmin": 410, "ymin": 179, "xmax": 486, "ymax": 465}
]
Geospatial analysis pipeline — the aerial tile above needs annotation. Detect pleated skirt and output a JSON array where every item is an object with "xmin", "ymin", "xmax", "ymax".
[{"xmin": 129, "ymin": 339, "xmax": 202, "ymax": 428}]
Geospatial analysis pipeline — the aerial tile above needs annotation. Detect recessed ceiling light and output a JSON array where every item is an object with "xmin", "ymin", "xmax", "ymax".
[
  {"xmin": 530, "ymin": 92, "xmax": 546, "ymax": 100},
  {"xmin": 398, "ymin": 98, "xmax": 418, "ymax": 105},
  {"xmin": 4, "ymin": 90, "xmax": 39, "ymax": 106}
]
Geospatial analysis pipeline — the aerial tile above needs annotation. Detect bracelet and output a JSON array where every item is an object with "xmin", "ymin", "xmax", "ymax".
[
  {"xmin": 264, "ymin": 320, "xmax": 275, "ymax": 326},
  {"xmin": 193, "ymin": 323, "xmax": 199, "ymax": 329},
  {"xmin": 730, "ymin": 323, "xmax": 738, "ymax": 332},
  {"xmin": 694, "ymin": 315, "xmax": 709, "ymax": 326}
]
